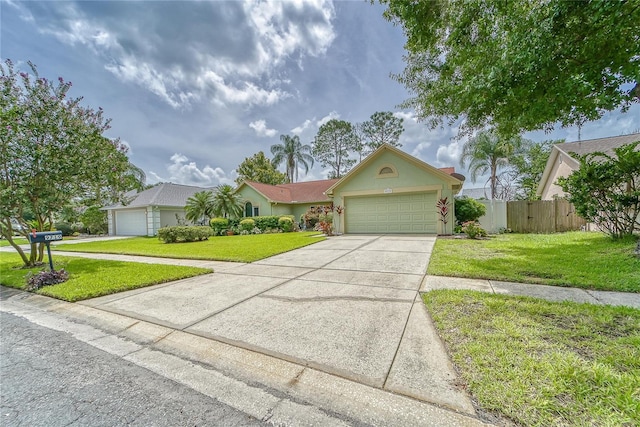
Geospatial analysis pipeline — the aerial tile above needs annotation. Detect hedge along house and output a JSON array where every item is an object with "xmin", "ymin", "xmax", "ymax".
[
  {"xmin": 236, "ymin": 144, "xmax": 464, "ymax": 234},
  {"xmin": 104, "ymin": 183, "xmax": 210, "ymax": 236}
]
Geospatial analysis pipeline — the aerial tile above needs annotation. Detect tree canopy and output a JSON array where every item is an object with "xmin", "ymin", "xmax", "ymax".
[
  {"xmin": 508, "ymin": 139, "xmax": 557, "ymax": 200},
  {"xmin": 235, "ymin": 151, "xmax": 287, "ymax": 186},
  {"xmin": 270, "ymin": 134, "xmax": 314, "ymax": 183},
  {"xmin": 460, "ymin": 130, "xmax": 525, "ymax": 199},
  {"xmin": 185, "ymin": 190, "xmax": 215, "ymax": 225},
  {"xmin": 361, "ymin": 111, "xmax": 404, "ymax": 153},
  {"xmin": 312, "ymin": 119, "xmax": 357, "ymax": 179},
  {"xmin": 380, "ymin": 0, "xmax": 640, "ymax": 137},
  {"xmin": 0, "ymin": 59, "xmax": 144, "ymax": 266}
]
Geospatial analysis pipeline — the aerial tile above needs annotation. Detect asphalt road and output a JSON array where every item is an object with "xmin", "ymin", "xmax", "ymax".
[{"xmin": 0, "ymin": 311, "xmax": 264, "ymax": 427}]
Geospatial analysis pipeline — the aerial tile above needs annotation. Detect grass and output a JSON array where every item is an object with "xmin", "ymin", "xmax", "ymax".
[
  {"xmin": 0, "ymin": 238, "xmax": 28, "ymax": 247},
  {"xmin": 428, "ymin": 232, "xmax": 640, "ymax": 292},
  {"xmin": 53, "ymin": 232, "xmax": 325, "ymax": 262},
  {"xmin": 0, "ymin": 253, "xmax": 212, "ymax": 302},
  {"xmin": 423, "ymin": 290, "xmax": 640, "ymax": 426}
]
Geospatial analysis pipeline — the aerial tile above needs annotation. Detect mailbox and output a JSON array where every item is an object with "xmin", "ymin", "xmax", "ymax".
[
  {"xmin": 28, "ymin": 231, "xmax": 63, "ymax": 271},
  {"xmin": 28, "ymin": 231, "xmax": 63, "ymax": 244}
]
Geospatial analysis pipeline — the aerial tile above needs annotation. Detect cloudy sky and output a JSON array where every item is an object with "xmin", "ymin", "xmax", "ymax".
[{"xmin": 3, "ymin": 0, "xmax": 638, "ymax": 190}]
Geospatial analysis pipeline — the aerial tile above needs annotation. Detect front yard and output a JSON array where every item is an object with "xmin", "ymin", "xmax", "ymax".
[
  {"xmin": 0, "ymin": 253, "xmax": 211, "ymax": 302},
  {"xmin": 428, "ymin": 231, "xmax": 639, "ymax": 292},
  {"xmin": 425, "ymin": 290, "xmax": 640, "ymax": 426},
  {"xmin": 53, "ymin": 232, "xmax": 324, "ymax": 262}
]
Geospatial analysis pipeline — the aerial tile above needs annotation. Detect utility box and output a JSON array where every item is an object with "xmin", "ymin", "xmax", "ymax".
[{"xmin": 28, "ymin": 231, "xmax": 63, "ymax": 244}]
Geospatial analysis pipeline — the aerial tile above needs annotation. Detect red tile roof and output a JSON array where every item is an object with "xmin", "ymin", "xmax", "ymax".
[
  {"xmin": 244, "ymin": 179, "xmax": 339, "ymax": 203},
  {"xmin": 438, "ymin": 167, "xmax": 455, "ymax": 175}
]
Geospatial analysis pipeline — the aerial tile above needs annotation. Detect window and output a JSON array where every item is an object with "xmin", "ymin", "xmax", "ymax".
[
  {"xmin": 245, "ymin": 202, "xmax": 253, "ymax": 217},
  {"xmin": 376, "ymin": 164, "xmax": 398, "ymax": 178},
  {"xmin": 253, "ymin": 206, "xmax": 259, "ymax": 216}
]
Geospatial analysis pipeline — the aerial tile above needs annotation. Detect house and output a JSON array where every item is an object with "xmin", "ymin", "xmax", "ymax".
[
  {"xmin": 537, "ymin": 133, "xmax": 640, "ymax": 200},
  {"xmin": 107, "ymin": 144, "xmax": 463, "ymax": 236},
  {"xmin": 234, "ymin": 179, "xmax": 340, "ymax": 222},
  {"xmin": 104, "ymin": 183, "xmax": 211, "ymax": 236}
]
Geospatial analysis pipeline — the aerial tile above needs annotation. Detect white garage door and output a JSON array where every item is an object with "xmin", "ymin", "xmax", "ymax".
[
  {"xmin": 115, "ymin": 210, "xmax": 147, "ymax": 236},
  {"xmin": 345, "ymin": 192, "xmax": 438, "ymax": 234}
]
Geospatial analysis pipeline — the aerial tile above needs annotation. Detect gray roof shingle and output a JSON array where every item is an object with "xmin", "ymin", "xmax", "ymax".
[
  {"xmin": 555, "ymin": 133, "xmax": 640, "ymax": 158},
  {"xmin": 107, "ymin": 183, "xmax": 211, "ymax": 209}
]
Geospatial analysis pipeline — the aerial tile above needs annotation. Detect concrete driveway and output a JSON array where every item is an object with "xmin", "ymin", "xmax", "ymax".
[{"xmin": 81, "ymin": 235, "xmax": 475, "ymax": 415}]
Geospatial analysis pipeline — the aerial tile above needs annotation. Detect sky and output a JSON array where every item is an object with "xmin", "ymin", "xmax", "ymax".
[{"xmin": 2, "ymin": 0, "xmax": 639, "ymax": 190}]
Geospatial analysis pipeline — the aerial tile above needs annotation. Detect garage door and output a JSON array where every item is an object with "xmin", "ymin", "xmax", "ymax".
[
  {"xmin": 345, "ymin": 192, "xmax": 437, "ymax": 234},
  {"xmin": 115, "ymin": 210, "xmax": 147, "ymax": 236}
]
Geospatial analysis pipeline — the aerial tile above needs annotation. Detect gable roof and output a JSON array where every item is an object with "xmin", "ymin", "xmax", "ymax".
[
  {"xmin": 239, "ymin": 179, "xmax": 339, "ymax": 204},
  {"xmin": 105, "ymin": 183, "xmax": 211, "ymax": 209},
  {"xmin": 555, "ymin": 132, "xmax": 640, "ymax": 159},
  {"xmin": 326, "ymin": 143, "xmax": 463, "ymax": 195},
  {"xmin": 536, "ymin": 132, "xmax": 640, "ymax": 197}
]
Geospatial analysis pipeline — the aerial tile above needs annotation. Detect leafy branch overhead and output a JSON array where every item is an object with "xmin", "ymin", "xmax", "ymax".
[{"xmin": 380, "ymin": 0, "xmax": 640, "ymax": 136}]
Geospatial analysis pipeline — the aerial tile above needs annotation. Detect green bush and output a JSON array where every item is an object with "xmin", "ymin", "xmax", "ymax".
[
  {"xmin": 239, "ymin": 218, "xmax": 256, "ymax": 232},
  {"xmin": 210, "ymin": 217, "xmax": 229, "ymax": 235},
  {"xmin": 80, "ymin": 206, "xmax": 107, "ymax": 235},
  {"xmin": 54, "ymin": 222, "xmax": 73, "ymax": 236},
  {"xmin": 253, "ymin": 216, "xmax": 279, "ymax": 231},
  {"xmin": 461, "ymin": 221, "xmax": 487, "ymax": 239},
  {"xmin": 455, "ymin": 196, "xmax": 487, "ymax": 225},
  {"xmin": 158, "ymin": 226, "xmax": 212, "ymax": 243},
  {"xmin": 278, "ymin": 217, "xmax": 293, "ymax": 232}
]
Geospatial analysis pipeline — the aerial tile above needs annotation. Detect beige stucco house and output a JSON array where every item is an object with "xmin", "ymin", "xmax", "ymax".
[{"xmin": 537, "ymin": 133, "xmax": 640, "ymax": 200}]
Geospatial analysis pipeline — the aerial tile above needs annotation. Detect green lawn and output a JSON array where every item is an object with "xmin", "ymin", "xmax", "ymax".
[
  {"xmin": 428, "ymin": 232, "xmax": 639, "ymax": 292},
  {"xmin": 0, "ymin": 238, "xmax": 28, "ymax": 247},
  {"xmin": 424, "ymin": 290, "xmax": 640, "ymax": 427},
  {"xmin": 0, "ymin": 253, "xmax": 212, "ymax": 302},
  {"xmin": 53, "ymin": 232, "xmax": 324, "ymax": 262}
]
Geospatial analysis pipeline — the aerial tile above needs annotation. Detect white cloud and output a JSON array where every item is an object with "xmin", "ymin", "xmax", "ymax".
[
  {"xmin": 149, "ymin": 153, "xmax": 234, "ymax": 186},
  {"xmin": 249, "ymin": 119, "xmax": 277, "ymax": 137},
  {"xmin": 316, "ymin": 111, "xmax": 340, "ymax": 127},
  {"xmin": 436, "ymin": 140, "xmax": 462, "ymax": 168},
  {"xmin": 23, "ymin": 0, "xmax": 336, "ymax": 109},
  {"xmin": 291, "ymin": 119, "xmax": 313, "ymax": 135}
]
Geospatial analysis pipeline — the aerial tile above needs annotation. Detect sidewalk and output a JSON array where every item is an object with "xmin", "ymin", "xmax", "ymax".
[{"xmin": 422, "ymin": 275, "xmax": 640, "ymax": 309}]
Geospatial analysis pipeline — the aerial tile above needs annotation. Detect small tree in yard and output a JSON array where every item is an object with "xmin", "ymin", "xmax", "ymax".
[
  {"xmin": 558, "ymin": 141, "xmax": 640, "ymax": 239},
  {"xmin": 454, "ymin": 196, "xmax": 487, "ymax": 225},
  {"xmin": 0, "ymin": 60, "xmax": 144, "ymax": 266}
]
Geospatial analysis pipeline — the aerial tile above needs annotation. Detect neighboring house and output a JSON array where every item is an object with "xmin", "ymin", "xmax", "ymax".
[
  {"xmin": 537, "ymin": 133, "xmax": 640, "ymax": 200},
  {"xmin": 104, "ymin": 183, "xmax": 211, "ymax": 236},
  {"xmin": 107, "ymin": 144, "xmax": 463, "ymax": 236},
  {"xmin": 459, "ymin": 187, "xmax": 489, "ymax": 200}
]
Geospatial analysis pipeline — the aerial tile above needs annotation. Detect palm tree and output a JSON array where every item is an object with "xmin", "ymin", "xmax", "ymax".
[
  {"xmin": 212, "ymin": 184, "xmax": 244, "ymax": 219},
  {"xmin": 460, "ymin": 130, "xmax": 523, "ymax": 199},
  {"xmin": 185, "ymin": 190, "xmax": 214, "ymax": 225},
  {"xmin": 270, "ymin": 134, "xmax": 314, "ymax": 183}
]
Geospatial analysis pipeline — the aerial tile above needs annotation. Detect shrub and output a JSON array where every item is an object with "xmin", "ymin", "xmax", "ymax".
[
  {"xmin": 210, "ymin": 217, "xmax": 229, "ymax": 235},
  {"xmin": 54, "ymin": 222, "xmax": 73, "ymax": 236},
  {"xmin": 461, "ymin": 221, "xmax": 487, "ymax": 239},
  {"xmin": 302, "ymin": 212, "xmax": 320, "ymax": 229},
  {"xmin": 315, "ymin": 221, "xmax": 333, "ymax": 236},
  {"xmin": 253, "ymin": 216, "xmax": 279, "ymax": 231},
  {"xmin": 26, "ymin": 269, "xmax": 69, "ymax": 291},
  {"xmin": 278, "ymin": 217, "xmax": 293, "ymax": 232},
  {"xmin": 454, "ymin": 196, "xmax": 487, "ymax": 225},
  {"xmin": 239, "ymin": 218, "xmax": 256, "ymax": 232},
  {"xmin": 158, "ymin": 226, "xmax": 212, "ymax": 243}
]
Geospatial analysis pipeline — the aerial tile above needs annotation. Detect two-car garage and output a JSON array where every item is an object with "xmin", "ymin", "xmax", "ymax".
[{"xmin": 344, "ymin": 192, "xmax": 438, "ymax": 234}]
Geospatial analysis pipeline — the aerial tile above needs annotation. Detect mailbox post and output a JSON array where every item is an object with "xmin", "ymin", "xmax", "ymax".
[{"xmin": 28, "ymin": 230, "xmax": 63, "ymax": 271}]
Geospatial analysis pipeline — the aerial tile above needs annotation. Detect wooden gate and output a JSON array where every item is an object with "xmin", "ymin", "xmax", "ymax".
[{"xmin": 507, "ymin": 199, "xmax": 587, "ymax": 233}]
